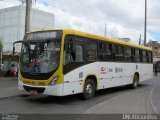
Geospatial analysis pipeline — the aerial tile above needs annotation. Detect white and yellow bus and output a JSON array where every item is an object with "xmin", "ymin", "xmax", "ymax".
[{"xmin": 14, "ymin": 29, "xmax": 153, "ymax": 99}]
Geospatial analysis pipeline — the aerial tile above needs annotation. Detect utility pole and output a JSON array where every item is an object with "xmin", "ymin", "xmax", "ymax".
[
  {"xmin": 139, "ymin": 34, "xmax": 142, "ymax": 45},
  {"xmin": 104, "ymin": 24, "xmax": 107, "ymax": 37},
  {"xmin": 144, "ymin": 0, "xmax": 147, "ymax": 46},
  {"xmin": 25, "ymin": 0, "xmax": 32, "ymax": 34}
]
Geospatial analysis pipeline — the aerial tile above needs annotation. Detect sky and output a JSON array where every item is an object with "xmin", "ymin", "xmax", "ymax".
[{"xmin": 0, "ymin": 0, "xmax": 160, "ymax": 44}]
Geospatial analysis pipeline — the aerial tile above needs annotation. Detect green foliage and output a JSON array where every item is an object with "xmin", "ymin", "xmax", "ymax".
[{"xmin": 0, "ymin": 39, "xmax": 3, "ymax": 52}]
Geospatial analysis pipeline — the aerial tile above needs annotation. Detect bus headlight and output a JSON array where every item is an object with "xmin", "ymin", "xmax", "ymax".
[{"xmin": 49, "ymin": 76, "xmax": 59, "ymax": 86}]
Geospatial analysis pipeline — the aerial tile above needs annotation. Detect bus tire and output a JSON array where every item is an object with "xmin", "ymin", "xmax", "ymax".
[
  {"xmin": 132, "ymin": 74, "xmax": 139, "ymax": 89},
  {"xmin": 82, "ymin": 79, "xmax": 95, "ymax": 100}
]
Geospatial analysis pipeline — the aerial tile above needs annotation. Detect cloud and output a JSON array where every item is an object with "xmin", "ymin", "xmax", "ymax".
[
  {"xmin": 0, "ymin": 0, "xmax": 20, "ymax": 9},
  {"xmin": 0, "ymin": 0, "xmax": 160, "ymax": 44}
]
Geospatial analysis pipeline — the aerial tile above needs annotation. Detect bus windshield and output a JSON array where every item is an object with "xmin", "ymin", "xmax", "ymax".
[{"xmin": 20, "ymin": 31, "xmax": 61, "ymax": 74}]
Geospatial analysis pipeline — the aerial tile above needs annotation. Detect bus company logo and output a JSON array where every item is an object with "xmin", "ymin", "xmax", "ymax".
[
  {"xmin": 115, "ymin": 67, "xmax": 123, "ymax": 73},
  {"xmin": 100, "ymin": 67, "xmax": 107, "ymax": 74}
]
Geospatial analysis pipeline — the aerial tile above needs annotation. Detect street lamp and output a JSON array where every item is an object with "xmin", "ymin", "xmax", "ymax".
[{"xmin": 144, "ymin": 0, "xmax": 147, "ymax": 46}]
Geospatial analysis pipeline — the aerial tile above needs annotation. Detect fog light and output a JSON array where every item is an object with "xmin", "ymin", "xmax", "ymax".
[{"xmin": 49, "ymin": 76, "xmax": 59, "ymax": 86}]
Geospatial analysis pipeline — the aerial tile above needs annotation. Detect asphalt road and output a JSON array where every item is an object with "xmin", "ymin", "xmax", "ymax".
[{"xmin": 0, "ymin": 76, "xmax": 160, "ymax": 114}]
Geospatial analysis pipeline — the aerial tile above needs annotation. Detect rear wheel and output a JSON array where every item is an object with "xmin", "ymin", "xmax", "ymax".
[
  {"xmin": 132, "ymin": 74, "xmax": 139, "ymax": 89},
  {"xmin": 82, "ymin": 79, "xmax": 95, "ymax": 100}
]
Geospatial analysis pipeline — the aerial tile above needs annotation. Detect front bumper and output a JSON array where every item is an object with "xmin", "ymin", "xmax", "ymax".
[{"xmin": 18, "ymin": 78, "xmax": 64, "ymax": 96}]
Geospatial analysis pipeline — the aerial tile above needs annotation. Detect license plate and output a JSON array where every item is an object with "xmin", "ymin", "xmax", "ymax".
[{"xmin": 29, "ymin": 90, "xmax": 37, "ymax": 95}]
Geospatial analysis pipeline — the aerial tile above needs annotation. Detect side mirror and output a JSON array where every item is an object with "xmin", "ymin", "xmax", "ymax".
[{"xmin": 12, "ymin": 40, "xmax": 23, "ymax": 56}]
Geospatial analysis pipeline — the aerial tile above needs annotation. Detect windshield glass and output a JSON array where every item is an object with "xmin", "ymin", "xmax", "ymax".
[{"xmin": 20, "ymin": 31, "xmax": 61, "ymax": 74}]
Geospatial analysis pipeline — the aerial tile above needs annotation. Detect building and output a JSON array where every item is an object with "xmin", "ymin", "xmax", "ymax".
[
  {"xmin": 1, "ymin": 51, "xmax": 20, "ymax": 72},
  {"xmin": 147, "ymin": 40, "xmax": 160, "ymax": 58},
  {"xmin": 0, "ymin": 5, "xmax": 55, "ymax": 51}
]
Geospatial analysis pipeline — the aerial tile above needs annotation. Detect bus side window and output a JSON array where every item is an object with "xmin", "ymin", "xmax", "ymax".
[
  {"xmin": 140, "ymin": 50, "xmax": 147, "ymax": 63},
  {"xmin": 115, "ymin": 45, "xmax": 124, "ymax": 61},
  {"xmin": 64, "ymin": 36, "xmax": 75, "ymax": 65},
  {"xmin": 98, "ymin": 42, "xmax": 105, "ymax": 61},
  {"xmin": 139, "ymin": 50, "xmax": 142, "ymax": 62},
  {"xmin": 87, "ymin": 40, "xmax": 97, "ymax": 61},
  {"xmin": 133, "ymin": 49, "xmax": 140, "ymax": 62},
  {"xmin": 98, "ymin": 42, "xmax": 112, "ymax": 61},
  {"xmin": 105, "ymin": 43, "xmax": 112, "ymax": 61},
  {"xmin": 125, "ymin": 47, "xmax": 132, "ymax": 62},
  {"xmin": 147, "ymin": 51, "xmax": 152, "ymax": 63},
  {"xmin": 64, "ymin": 36, "xmax": 84, "ymax": 64},
  {"xmin": 146, "ymin": 51, "xmax": 149, "ymax": 63},
  {"xmin": 75, "ymin": 44, "xmax": 84, "ymax": 62},
  {"xmin": 112, "ymin": 44, "xmax": 116, "ymax": 61},
  {"xmin": 142, "ymin": 50, "xmax": 147, "ymax": 63},
  {"xmin": 64, "ymin": 42, "xmax": 73, "ymax": 64}
]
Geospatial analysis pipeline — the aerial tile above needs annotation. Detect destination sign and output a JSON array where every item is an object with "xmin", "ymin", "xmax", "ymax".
[{"xmin": 25, "ymin": 31, "xmax": 61, "ymax": 41}]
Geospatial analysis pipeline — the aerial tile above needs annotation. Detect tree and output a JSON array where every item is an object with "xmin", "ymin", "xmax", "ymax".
[{"xmin": 0, "ymin": 39, "xmax": 3, "ymax": 53}]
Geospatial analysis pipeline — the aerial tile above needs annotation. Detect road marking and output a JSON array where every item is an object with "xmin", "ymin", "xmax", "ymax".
[{"xmin": 150, "ymin": 86, "xmax": 158, "ymax": 114}]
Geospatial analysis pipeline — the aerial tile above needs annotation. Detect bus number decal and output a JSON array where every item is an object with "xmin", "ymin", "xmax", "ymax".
[{"xmin": 79, "ymin": 72, "xmax": 83, "ymax": 78}]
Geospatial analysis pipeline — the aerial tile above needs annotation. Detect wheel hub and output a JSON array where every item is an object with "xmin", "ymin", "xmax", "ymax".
[{"xmin": 86, "ymin": 84, "xmax": 92, "ymax": 94}]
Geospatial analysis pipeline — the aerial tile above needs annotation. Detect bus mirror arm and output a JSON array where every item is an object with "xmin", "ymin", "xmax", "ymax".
[
  {"xmin": 13, "ymin": 40, "xmax": 23, "ymax": 56},
  {"xmin": 13, "ymin": 46, "xmax": 15, "ymax": 56}
]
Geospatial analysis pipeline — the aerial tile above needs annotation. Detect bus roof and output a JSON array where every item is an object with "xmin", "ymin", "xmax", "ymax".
[{"xmin": 28, "ymin": 28, "xmax": 152, "ymax": 51}]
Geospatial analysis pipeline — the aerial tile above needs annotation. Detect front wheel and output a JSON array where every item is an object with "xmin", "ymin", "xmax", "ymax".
[{"xmin": 82, "ymin": 79, "xmax": 95, "ymax": 100}]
